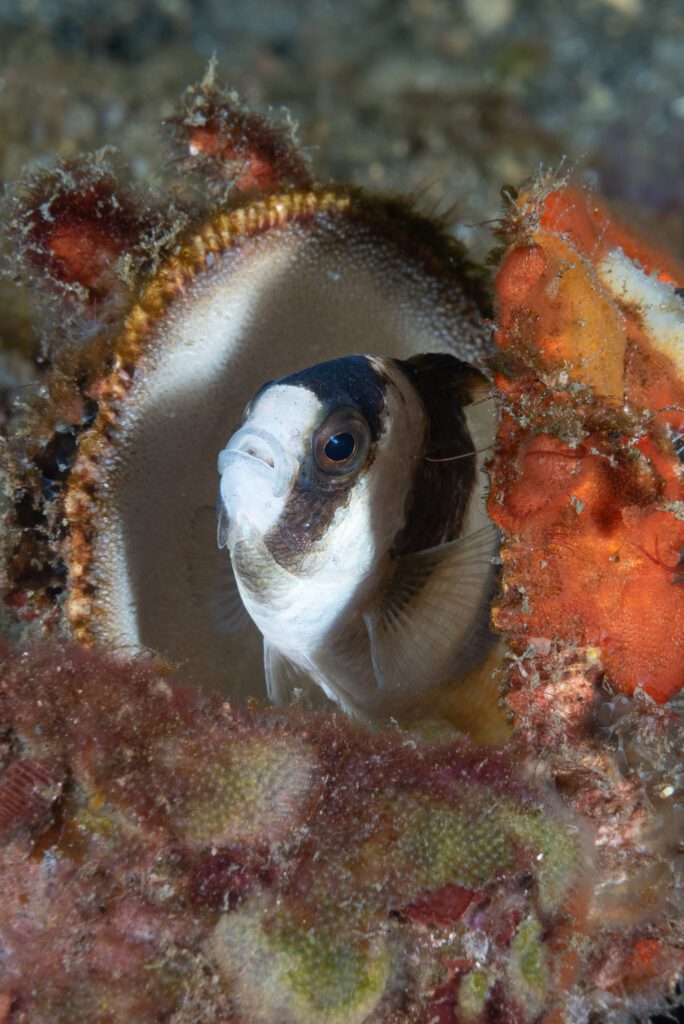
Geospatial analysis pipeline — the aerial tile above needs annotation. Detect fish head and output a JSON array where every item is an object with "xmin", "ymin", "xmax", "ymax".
[{"xmin": 217, "ymin": 355, "xmax": 427, "ymax": 586}]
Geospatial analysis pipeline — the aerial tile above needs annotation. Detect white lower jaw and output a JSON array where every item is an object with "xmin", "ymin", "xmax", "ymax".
[{"xmin": 218, "ymin": 426, "xmax": 299, "ymax": 500}]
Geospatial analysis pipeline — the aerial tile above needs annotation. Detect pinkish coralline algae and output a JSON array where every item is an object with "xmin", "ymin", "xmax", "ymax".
[{"xmin": 0, "ymin": 641, "xmax": 593, "ymax": 1024}]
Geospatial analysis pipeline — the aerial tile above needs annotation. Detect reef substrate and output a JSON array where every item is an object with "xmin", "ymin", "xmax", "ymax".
[
  {"xmin": 0, "ymin": 78, "xmax": 683, "ymax": 1023},
  {"xmin": 488, "ymin": 179, "xmax": 684, "ymax": 1021},
  {"xmin": 0, "ymin": 641, "xmax": 591, "ymax": 1024}
]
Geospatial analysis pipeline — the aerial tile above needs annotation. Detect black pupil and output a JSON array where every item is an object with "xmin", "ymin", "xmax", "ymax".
[{"xmin": 324, "ymin": 431, "xmax": 356, "ymax": 462}]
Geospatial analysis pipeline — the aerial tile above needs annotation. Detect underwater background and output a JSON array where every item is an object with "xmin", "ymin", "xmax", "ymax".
[{"xmin": 0, "ymin": 3, "xmax": 683, "ymax": 1023}]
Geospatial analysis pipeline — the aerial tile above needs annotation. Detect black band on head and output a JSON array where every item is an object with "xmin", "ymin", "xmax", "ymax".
[
  {"xmin": 263, "ymin": 356, "xmax": 389, "ymax": 569},
  {"xmin": 277, "ymin": 356, "xmax": 387, "ymax": 443}
]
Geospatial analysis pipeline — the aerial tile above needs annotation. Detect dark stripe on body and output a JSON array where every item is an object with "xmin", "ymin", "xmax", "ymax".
[{"xmin": 391, "ymin": 353, "xmax": 484, "ymax": 556}]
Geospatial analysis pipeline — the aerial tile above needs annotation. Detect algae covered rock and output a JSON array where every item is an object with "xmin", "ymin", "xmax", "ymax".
[{"xmin": 0, "ymin": 641, "xmax": 590, "ymax": 1023}]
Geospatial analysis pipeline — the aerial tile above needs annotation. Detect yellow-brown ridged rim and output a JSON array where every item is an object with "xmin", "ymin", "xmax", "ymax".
[{"xmin": 64, "ymin": 188, "xmax": 353, "ymax": 642}]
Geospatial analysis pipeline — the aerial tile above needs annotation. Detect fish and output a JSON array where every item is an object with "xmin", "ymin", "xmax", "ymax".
[{"xmin": 215, "ymin": 353, "xmax": 500, "ymax": 720}]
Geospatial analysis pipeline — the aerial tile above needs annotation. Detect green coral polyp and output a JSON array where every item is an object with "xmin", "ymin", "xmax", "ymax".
[
  {"xmin": 504, "ymin": 806, "xmax": 586, "ymax": 912},
  {"xmin": 276, "ymin": 925, "xmax": 390, "ymax": 1017},
  {"xmin": 393, "ymin": 791, "xmax": 515, "ymax": 892},
  {"xmin": 156, "ymin": 733, "xmax": 318, "ymax": 847},
  {"xmin": 458, "ymin": 969, "xmax": 491, "ymax": 1021},
  {"xmin": 507, "ymin": 916, "xmax": 549, "ymax": 1017},
  {"xmin": 389, "ymin": 785, "xmax": 583, "ymax": 908},
  {"xmin": 211, "ymin": 903, "xmax": 391, "ymax": 1024}
]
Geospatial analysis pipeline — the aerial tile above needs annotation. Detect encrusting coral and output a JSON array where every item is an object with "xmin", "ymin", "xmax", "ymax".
[
  {"xmin": 492, "ymin": 183, "xmax": 684, "ymax": 704},
  {"xmin": 490, "ymin": 180, "xmax": 684, "ymax": 1020},
  {"xmin": 0, "ymin": 641, "xmax": 590, "ymax": 1024},
  {"xmin": 0, "ymin": 73, "xmax": 682, "ymax": 1022}
]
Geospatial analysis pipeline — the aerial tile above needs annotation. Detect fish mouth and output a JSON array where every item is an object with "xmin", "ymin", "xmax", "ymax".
[{"xmin": 218, "ymin": 426, "xmax": 299, "ymax": 498}]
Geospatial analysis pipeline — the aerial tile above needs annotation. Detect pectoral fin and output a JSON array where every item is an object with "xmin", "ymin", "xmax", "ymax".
[
  {"xmin": 363, "ymin": 524, "xmax": 499, "ymax": 698},
  {"xmin": 188, "ymin": 506, "xmax": 250, "ymax": 634}
]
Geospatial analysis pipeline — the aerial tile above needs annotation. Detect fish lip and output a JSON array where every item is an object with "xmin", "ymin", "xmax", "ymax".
[{"xmin": 218, "ymin": 426, "xmax": 298, "ymax": 498}]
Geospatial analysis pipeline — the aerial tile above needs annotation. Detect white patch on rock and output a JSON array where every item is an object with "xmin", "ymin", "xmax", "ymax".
[{"xmin": 598, "ymin": 247, "xmax": 684, "ymax": 378}]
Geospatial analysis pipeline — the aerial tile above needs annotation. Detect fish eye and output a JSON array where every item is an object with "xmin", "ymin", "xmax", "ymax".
[
  {"xmin": 313, "ymin": 410, "xmax": 370, "ymax": 476},
  {"xmin": 325, "ymin": 432, "xmax": 355, "ymax": 461}
]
